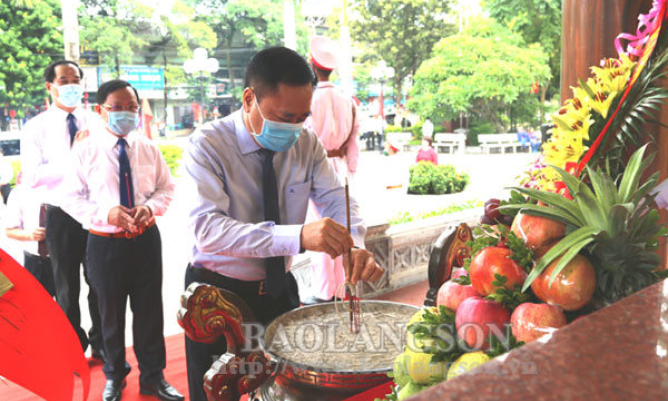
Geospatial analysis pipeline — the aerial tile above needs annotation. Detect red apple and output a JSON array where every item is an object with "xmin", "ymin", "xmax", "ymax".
[
  {"xmin": 437, "ymin": 282, "xmax": 479, "ymax": 312},
  {"xmin": 510, "ymin": 302, "xmax": 567, "ymax": 343},
  {"xmin": 469, "ymin": 247, "xmax": 527, "ymax": 296},
  {"xmin": 511, "ymin": 212, "xmax": 566, "ymax": 256},
  {"xmin": 531, "ymin": 254, "xmax": 596, "ymax": 311},
  {"xmin": 455, "ymin": 296, "xmax": 511, "ymax": 350},
  {"xmin": 451, "ymin": 267, "xmax": 468, "ymax": 280}
]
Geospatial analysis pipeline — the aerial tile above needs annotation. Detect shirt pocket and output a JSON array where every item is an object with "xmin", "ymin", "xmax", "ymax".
[
  {"xmin": 136, "ymin": 165, "xmax": 156, "ymax": 196},
  {"xmin": 283, "ymin": 181, "xmax": 311, "ymax": 224}
]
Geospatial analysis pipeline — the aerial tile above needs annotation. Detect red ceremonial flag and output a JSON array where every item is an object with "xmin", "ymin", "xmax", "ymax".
[
  {"xmin": 142, "ymin": 98, "xmax": 154, "ymax": 139},
  {"xmin": 0, "ymin": 249, "xmax": 90, "ymax": 401}
]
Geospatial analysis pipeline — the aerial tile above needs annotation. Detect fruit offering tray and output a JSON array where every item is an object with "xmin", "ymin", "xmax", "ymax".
[{"xmin": 407, "ymin": 278, "xmax": 668, "ymax": 401}]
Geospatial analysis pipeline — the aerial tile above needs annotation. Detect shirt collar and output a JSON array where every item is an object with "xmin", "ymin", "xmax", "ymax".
[
  {"xmin": 100, "ymin": 128, "xmax": 134, "ymax": 149},
  {"xmin": 234, "ymin": 109, "xmax": 262, "ymax": 155},
  {"xmin": 49, "ymin": 104, "xmax": 84, "ymax": 120},
  {"xmin": 317, "ymin": 81, "xmax": 335, "ymax": 89}
]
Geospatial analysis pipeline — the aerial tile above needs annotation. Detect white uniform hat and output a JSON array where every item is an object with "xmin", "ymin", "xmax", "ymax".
[{"xmin": 310, "ymin": 35, "xmax": 340, "ymax": 71}]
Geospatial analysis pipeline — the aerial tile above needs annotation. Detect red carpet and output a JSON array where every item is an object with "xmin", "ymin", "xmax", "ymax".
[
  {"xmin": 0, "ymin": 281, "xmax": 430, "ymax": 401},
  {"xmin": 0, "ymin": 333, "xmax": 189, "ymax": 401}
]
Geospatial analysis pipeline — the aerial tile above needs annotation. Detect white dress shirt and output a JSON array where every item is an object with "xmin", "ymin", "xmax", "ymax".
[
  {"xmin": 20, "ymin": 105, "xmax": 102, "ymax": 207},
  {"xmin": 4, "ymin": 186, "xmax": 45, "ymax": 255},
  {"xmin": 185, "ymin": 110, "xmax": 366, "ymax": 281},
  {"xmin": 61, "ymin": 127, "xmax": 174, "ymax": 233}
]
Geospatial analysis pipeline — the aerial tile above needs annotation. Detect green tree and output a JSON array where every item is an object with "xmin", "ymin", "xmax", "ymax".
[
  {"xmin": 79, "ymin": 0, "xmax": 148, "ymax": 76},
  {"xmin": 0, "ymin": 0, "xmax": 63, "ymax": 118},
  {"xmin": 188, "ymin": 0, "xmax": 308, "ymax": 98},
  {"xmin": 408, "ymin": 18, "xmax": 550, "ymax": 131},
  {"xmin": 483, "ymin": 0, "xmax": 561, "ymax": 121},
  {"xmin": 349, "ymin": 0, "xmax": 455, "ymax": 104}
]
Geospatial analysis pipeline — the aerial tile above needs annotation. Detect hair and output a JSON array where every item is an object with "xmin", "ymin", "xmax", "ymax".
[
  {"xmin": 244, "ymin": 47, "xmax": 315, "ymax": 100},
  {"xmin": 312, "ymin": 64, "xmax": 333, "ymax": 80},
  {"xmin": 96, "ymin": 79, "xmax": 140, "ymax": 105},
  {"xmin": 44, "ymin": 60, "xmax": 84, "ymax": 83},
  {"xmin": 422, "ymin": 136, "xmax": 433, "ymax": 146}
]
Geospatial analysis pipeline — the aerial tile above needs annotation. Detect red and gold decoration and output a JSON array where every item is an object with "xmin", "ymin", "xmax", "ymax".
[{"xmin": 0, "ymin": 249, "xmax": 90, "ymax": 401}]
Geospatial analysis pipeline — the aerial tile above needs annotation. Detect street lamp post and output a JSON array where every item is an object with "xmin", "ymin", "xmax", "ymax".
[
  {"xmin": 184, "ymin": 47, "xmax": 219, "ymax": 125},
  {"xmin": 370, "ymin": 60, "xmax": 395, "ymax": 151}
]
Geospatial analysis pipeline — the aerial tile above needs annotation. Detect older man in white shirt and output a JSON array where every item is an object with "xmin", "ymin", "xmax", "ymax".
[
  {"xmin": 62, "ymin": 79, "xmax": 180, "ymax": 401},
  {"xmin": 19, "ymin": 60, "xmax": 104, "ymax": 359}
]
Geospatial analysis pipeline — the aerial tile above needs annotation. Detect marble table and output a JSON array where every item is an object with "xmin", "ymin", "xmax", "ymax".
[{"xmin": 408, "ymin": 279, "xmax": 668, "ymax": 400}]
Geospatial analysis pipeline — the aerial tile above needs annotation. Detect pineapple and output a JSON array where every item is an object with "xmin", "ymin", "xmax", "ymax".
[{"xmin": 503, "ymin": 145, "xmax": 667, "ymax": 304}]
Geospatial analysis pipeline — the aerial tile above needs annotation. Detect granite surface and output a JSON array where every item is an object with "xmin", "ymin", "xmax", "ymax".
[{"xmin": 408, "ymin": 279, "xmax": 668, "ymax": 401}]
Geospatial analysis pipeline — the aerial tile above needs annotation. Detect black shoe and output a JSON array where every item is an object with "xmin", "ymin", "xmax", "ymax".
[
  {"xmin": 102, "ymin": 379, "xmax": 126, "ymax": 401},
  {"xmin": 140, "ymin": 379, "xmax": 184, "ymax": 401},
  {"xmin": 91, "ymin": 346, "xmax": 107, "ymax": 362}
]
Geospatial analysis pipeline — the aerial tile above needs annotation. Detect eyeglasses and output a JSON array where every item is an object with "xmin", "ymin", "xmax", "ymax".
[{"xmin": 102, "ymin": 104, "xmax": 140, "ymax": 113}]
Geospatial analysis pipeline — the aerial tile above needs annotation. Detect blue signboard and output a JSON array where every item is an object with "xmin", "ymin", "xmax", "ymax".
[{"xmin": 98, "ymin": 66, "xmax": 165, "ymax": 90}]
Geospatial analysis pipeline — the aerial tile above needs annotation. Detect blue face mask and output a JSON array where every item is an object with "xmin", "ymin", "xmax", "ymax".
[
  {"xmin": 107, "ymin": 111, "xmax": 139, "ymax": 136},
  {"xmin": 56, "ymin": 84, "xmax": 83, "ymax": 108},
  {"xmin": 249, "ymin": 95, "xmax": 303, "ymax": 152}
]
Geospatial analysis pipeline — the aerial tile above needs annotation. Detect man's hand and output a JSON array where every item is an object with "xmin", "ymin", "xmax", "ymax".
[
  {"xmin": 344, "ymin": 248, "xmax": 384, "ymax": 285},
  {"xmin": 72, "ymin": 129, "xmax": 89, "ymax": 145},
  {"xmin": 108, "ymin": 205, "xmax": 138, "ymax": 233},
  {"xmin": 130, "ymin": 205, "xmax": 153, "ymax": 228},
  {"xmin": 300, "ymin": 217, "xmax": 354, "ymax": 259},
  {"xmin": 30, "ymin": 228, "xmax": 45, "ymax": 242}
]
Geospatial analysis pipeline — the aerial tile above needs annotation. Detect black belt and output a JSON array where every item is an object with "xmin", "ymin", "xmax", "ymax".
[{"xmin": 188, "ymin": 265, "xmax": 267, "ymax": 296}]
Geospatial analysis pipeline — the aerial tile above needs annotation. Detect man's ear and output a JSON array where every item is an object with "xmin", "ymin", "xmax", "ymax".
[
  {"xmin": 241, "ymin": 87, "xmax": 254, "ymax": 113},
  {"xmin": 45, "ymin": 82, "xmax": 52, "ymax": 93},
  {"xmin": 95, "ymin": 104, "xmax": 102, "ymax": 116}
]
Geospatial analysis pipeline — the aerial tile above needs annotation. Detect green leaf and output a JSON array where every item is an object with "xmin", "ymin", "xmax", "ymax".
[
  {"xmin": 574, "ymin": 181, "xmax": 608, "ymax": 230},
  {"xmin": 550, "ymin": 165, "xmax": 582, "ymax": 199},
  {"xmin": 547, "ymin": 237, "xmax": 596, "ymax": 288},
  {"xmin": 523, "ymin": 226, "xmax": 602, "ymax": 291},
  {"xmin": 502, "ymin": 202, "xmax": 580, "ymax": 227},
  {"xmin": 586, "ymin": 166, "xmax": 618, "ymax": 212},
  {"xmin": 506, "ymin": 186, "xmax": 584, "ymax": 223},
  {"xmin": 607, "ymin": 205, "xmax": 630, "ymax": 237},
  {"xmin": 579, "ymin": 77, "xmax": 597, "ymax": 99},
  {"xmin": 618, "ymin": 145, "xmax": 649, "ymax": 203}
]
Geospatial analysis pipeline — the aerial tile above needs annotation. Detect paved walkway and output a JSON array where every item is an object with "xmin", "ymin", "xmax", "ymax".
[{"xmin": 0, "ymin": 138, "xmax": 538, "ymax": 351}]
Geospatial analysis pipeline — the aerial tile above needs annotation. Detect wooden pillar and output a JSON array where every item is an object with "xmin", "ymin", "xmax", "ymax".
[
  {"xmin": 561, "ymin": 0, "xmax": 668, "ymax": 267},
  {"xmin": 560, "ymin": 0, "xmax": 653, "ymax": 102}
]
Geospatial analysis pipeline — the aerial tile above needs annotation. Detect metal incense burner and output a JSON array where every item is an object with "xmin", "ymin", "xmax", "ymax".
[{"xmin": 178, "ymin": 284, "xmax": 418, "ymax": 401}]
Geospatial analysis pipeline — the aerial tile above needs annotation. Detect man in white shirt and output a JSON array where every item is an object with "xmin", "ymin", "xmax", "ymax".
[
  {"xmin": 4, "ymin": 185, "xmax": 54, "ymax": 296},
  {"xmin": 304, "ymin": 35, "xmax": 361, "ymax": 304},
  {"xmin": 62, "ymin": 79, "xmax": 181, "ymax": 401},
  {"xmin": 0, "ymin": 149, "xmax": 14, "ymax": 204},
  {"xmin": 422, "ymin": 116, "xmax": 434, "ymax": 139},
  {"xmin": 19, "ymin": 60, "xmax": 104, "ymax": 359}
]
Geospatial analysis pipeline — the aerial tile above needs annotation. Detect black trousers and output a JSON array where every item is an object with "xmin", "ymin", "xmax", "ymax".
[
  {"xmin": 1, "ymin": 184, "xmax": 12, "ymax": 204},
  {"xmin": 45, "ymin": 205, "xmax": 102, "ymax": 352},
  {"xmin": 184, "ymin": 264, "xmax": 299, "ymax": 401},
  {"xmin": 87, "ymin": 225, "xmax": 166, "ymax": 383},
  {"xmin": 23, "ymin": 251, "xmax": 55, "ymax": 297}
]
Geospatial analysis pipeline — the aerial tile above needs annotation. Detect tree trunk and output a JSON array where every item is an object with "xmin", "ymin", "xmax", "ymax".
[
  {"xmin": 539, "ymin": 78, "xmax": 550, "ymax": 124},
  {"xmin": 114, "ymin": 55, "xmax": 120, "ymax": 78},
  {"xmin": 226, "ymin": 35, "xmax": 235, "ymax": 91},
  {"xmin": 163, "ymin": 52, "xmax": 168, "ymax": 122},
  {"xmin": 394, "ymin": 74, "xmax": 402, "ymax": 106}
]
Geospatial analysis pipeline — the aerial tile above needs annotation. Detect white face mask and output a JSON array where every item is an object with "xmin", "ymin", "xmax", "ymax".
[{"xmin": 55, "ymin": 84, "xmax": 83, "ymax": 108}]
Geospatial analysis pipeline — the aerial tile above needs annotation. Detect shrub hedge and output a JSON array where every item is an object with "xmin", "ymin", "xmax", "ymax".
[
  {"xmin": 408, "ymin": 161, "xmax": 469, "ymax": 195},
  {"xmin": 158, "ymin": 144, "xmax": 183, "ymax": 177}
]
